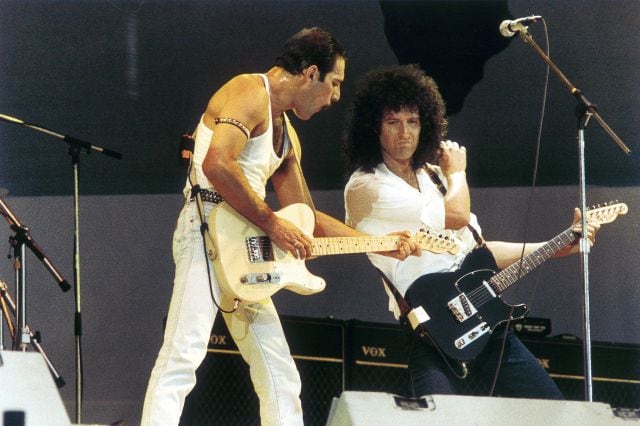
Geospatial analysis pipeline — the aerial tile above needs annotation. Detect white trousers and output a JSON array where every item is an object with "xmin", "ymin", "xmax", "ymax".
[{"xmin": 141, "ymin": 202, "xmax": 303, "ymax": 426}]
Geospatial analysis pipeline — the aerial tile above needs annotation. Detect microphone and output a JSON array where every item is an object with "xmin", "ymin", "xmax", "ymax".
[{"xmin": 499, "ymin": 15, "xmax": 542, "ymax": 37}]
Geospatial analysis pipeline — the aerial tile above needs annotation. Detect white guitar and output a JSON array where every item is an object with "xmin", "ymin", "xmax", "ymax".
[{"xmin": 206, "ymin": 202, "xmax": 459, "ymax": 303}]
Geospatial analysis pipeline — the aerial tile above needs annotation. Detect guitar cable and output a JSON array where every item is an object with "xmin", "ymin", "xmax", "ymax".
[
  {"xmin": 417, "ymin": 327, "xmax": 469, "ymax": 380},
  {"xmin": 487, "ymin": 18, "xmax": 550, "ymax": 397},
  {"xmin": 185, "ymin": 134, "xmax": 239, "ymax": 315},
  {"xmin": 191, "ymin": 184, "xmax": 239, "ymax": 315}
]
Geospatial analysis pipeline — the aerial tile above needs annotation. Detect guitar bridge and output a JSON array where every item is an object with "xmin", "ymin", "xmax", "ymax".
[
  {"xmin": 246, "ymin": 236, "xmax": 274, "ymax": 262},
  {"xmin": 448, "ymin": 293, "xmax": 477, "ymax": 323}
]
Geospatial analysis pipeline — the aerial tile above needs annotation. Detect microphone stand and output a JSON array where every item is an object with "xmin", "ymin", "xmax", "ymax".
[
  {"xmin": 0, "ymin": 113, "xmax": 123, "ymax": 423},
  {"xmin": 0, "ymin": 197, "xmax": 71, "ymax": 349},
  {"xmin": 0, "ymin": 279, "xmax": 66, "ymax": 388},
  {"xmin": 511, "ymin": 24, "xmax": 631, "ymax": 402}
]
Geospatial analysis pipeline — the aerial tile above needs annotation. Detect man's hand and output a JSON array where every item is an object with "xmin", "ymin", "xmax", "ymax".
[
  {"xmin": 439, "ymin": 139, "xmax": 467, "ymax": 177},
  {"xmin": 556, "ymin": 208, "xmax": 601, "ymax": 257},
  {"xmin": 375, "ymin": 230, "xmax": 420, "ymax": 261},
  {"xmin": 264, "ymin": 215, "xmax": 313, "ymax": 259},
  {"xmin": 438, "ymin": 140, "xmax": 471, "ymax": 229}
]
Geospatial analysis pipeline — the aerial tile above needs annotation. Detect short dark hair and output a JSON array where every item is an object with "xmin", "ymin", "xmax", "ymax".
[
  {"xmin": 343, "ymin": 64, "xmax": 447, "ymax": 174},
  {"xmin": 275, "ymin": 27, "xmax": 346, "ymax": 81}
]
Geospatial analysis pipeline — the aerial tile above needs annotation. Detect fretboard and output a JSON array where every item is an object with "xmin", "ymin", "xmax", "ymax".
[
  {"xmin": 311, "ymin": 236, "xmax": 407, "ymax": 256},
  {"xmin": 489, "ymin": 228, "xmax": 577, "ymax": 294}
]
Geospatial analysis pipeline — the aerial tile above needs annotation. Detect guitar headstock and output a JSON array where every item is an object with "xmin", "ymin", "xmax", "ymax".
[
  {"xmin": 586, "ymin": 201, "xmax": 628, "ymax": 224},
  {"xmin": 415, "ymin": 230, "xmax": 460, "ymax": 255}
]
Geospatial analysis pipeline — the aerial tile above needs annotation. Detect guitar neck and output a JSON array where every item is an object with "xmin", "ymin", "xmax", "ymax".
[
  {"xmin": 488, "ymin": 202, "xmax": 627, "ymax": 294},
  {"xmin": 312, "ymin": 235, "xmax": 412, "ymax": 256},
  {"xmin": 489, "ymin": 228, "xmax": 577, "ymax": 294}
]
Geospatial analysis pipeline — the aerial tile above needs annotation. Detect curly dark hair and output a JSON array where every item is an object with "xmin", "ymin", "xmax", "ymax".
[
  {"xmin": 343, "ymin": 64, "xmax": 447, "ymax": 174},
  {"xmin": 275, "ymin": 27, "xmax": 346, "ymax": 81}
]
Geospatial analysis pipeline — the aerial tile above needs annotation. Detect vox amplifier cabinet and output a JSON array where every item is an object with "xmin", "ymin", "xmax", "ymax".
[
  {"xmin": 345, "ymin": 320, "xmax": 411, "ymax": 397},
  {"xmin": 343, "ymin": 320, "xmax": 490, "ymax": 398},
  {"xmin": 180, "ymin": 314, "xmax": 345, "ymax": 426},
  {"xmin": 343, "ymin": 321, "xmax": 640, "ymax": 408},
  {"xmin": 521, "ymin": 336, "xmax": 640, "ymax": 409}
]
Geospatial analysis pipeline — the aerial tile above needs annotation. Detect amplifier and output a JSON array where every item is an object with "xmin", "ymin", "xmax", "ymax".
[
  {"xmin": 343, "ymin": 320, "xmax": 489, "ymax": 397},
  {"xmin": 344, "ymin": 321, "xmax": 640, "ymax": 408},
  {"xmin": 521, "ymin": 336, "xmax": 640, "ymax": 409},
  {"xmin": 345, "ymin": 320, "xmax": 411, "ymax": 396}
]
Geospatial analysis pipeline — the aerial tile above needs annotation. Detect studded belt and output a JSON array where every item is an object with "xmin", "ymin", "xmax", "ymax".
[{"xmin": 190, "ymin": 188, "xmax": 224, "ymax": 204}]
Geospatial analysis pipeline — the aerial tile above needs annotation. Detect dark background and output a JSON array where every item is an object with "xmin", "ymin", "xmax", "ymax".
[
  {"xmin": 0, "ymin": 1, "xmax": 638, "ymax": 424},
  {"xmin": 1, "ymin": 0, "xmax": 638, "ymax": 196}
]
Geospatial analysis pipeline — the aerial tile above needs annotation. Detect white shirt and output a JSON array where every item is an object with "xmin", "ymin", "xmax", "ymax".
[{"xmin": 344, "ymin": 163, "xmax": 481, "ymax": 318}]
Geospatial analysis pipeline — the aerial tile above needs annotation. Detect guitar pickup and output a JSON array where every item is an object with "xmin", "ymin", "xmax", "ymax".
[
  {"xmin": 454, "ymin": 322, "xmax": 490, "ymax": 350},
  {"xmin": 246, "ymin": 236, "xmax": 274, "ymax": 262},
  {"xmin": 448, "ymin": 293, "xmax": 477, "ymax": 323},
  {"xmin": 240, "ymin": 273, "xmax": 281, "ymax": 285}
]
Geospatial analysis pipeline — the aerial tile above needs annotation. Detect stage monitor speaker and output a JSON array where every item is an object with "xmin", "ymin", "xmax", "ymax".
[
  {"xmin": 0, "ymin": 351, "xmax": 71, "ymax": 426},
  {"xmin": 326, "ymin": 391, "xmax": 632, "ymax": 426}
]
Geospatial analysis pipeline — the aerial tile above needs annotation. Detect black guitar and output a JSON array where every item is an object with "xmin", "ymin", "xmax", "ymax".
[{"xmin": 404, "ymin": 202, "xmax": 627, "ymax": 366}]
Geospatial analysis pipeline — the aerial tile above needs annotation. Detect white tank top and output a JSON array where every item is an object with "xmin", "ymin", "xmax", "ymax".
[{"xmin": 184, "ymin": 74, "xmax": 290, "ymax": 200}]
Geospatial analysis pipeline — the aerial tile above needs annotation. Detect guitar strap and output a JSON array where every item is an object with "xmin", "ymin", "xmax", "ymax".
[
  {"xmin": 375, "ymin": 267, "xmax": 413, "ymax": 319},
  {"xmin": 425, "ymin": 166, "xmax": 485, "ymax": 248},
  {"xmin": 282, "ymin": 113, "xmax": 318, "ymax": 218}
]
